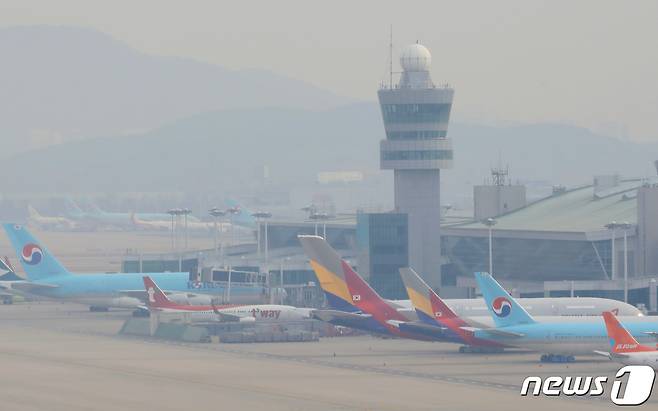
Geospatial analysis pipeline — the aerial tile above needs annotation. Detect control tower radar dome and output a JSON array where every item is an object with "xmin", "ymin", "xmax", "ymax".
[{"xmin": 400, "ymin": 43, "xmax": 431, "ymax": 72}]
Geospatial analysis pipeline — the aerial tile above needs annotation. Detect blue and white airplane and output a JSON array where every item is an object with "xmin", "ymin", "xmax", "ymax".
[
  {"xmin": 2, "ymin": 224, "xmax": 271, "ymax": 310},
  {"xmin": 472, "ymin": 272, "xmax": 658, "ymax": 362}
]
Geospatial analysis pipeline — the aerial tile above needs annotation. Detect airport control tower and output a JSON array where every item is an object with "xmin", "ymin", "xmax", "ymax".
[{"xmin": 378, "ymin": 42, "xmax": 454, "ymax": 287}]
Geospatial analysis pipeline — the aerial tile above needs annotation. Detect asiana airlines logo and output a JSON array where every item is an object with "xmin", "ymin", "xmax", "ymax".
[{"xmin": 520, "ymin": 365, "xmax": 655, "ymax": 406}]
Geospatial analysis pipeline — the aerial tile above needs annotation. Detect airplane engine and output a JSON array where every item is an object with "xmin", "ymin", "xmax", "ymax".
[
  {"xmin": 110, "ymin": 296, "xmax": 142, "ymax": 308},
  {"xmin": 167, "ymin": 293, "xmax": 213, "ymax": 306},
  {"xmin": 186, "ymin": 294, "xmax": 213, "ymax": 305},
  {"xmin": 167, "ymin": 293, "xmax": 192, "ymax": 305}
]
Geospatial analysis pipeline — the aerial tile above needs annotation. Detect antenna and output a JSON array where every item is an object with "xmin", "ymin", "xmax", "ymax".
[{"xmin": 389, "ymin": 24, "xmax": 393, "ymax": 89}]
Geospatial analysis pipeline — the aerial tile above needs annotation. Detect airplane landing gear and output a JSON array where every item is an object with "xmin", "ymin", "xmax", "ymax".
[{"xmin": 540, "ymin": 354, "xmax": 575, "ymax": 363}]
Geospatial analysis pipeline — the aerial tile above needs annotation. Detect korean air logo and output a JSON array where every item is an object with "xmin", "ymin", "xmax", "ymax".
[
  {"xmin": 21, "ymin": 244, "xmax": 43, "ymax": 265},
  {"xmin": 492, "ymin": 297, "xmax": 512, "ymax": 317}
]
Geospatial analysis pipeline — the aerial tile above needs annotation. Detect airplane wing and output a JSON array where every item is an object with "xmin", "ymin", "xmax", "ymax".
[
  {"xmin": 10, "ymin": 282, "xmax": 59, "ymax": 293},
  {"xmin": 119, "ymin": 290, "xmax": 149, "ymax": 300},
  {"xmin": 594, "ymin": 350, "xmax": 631, "ymax": 359},
  {"xmin": 461, "ymin": 326, "xmax": 525, "ymax": 338},
  {"xmin": 387, "ymin": 320, "xmax": 450, "ymax": 339},
  {"xmin": 311, "ymin": 309, "xmax": 372, "ymax": 323}
]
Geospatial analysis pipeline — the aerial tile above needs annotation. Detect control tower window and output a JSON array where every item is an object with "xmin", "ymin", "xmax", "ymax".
[
  {"xmin": 386, "ymin": 130, "xmax": 447, "ymax": 140},
  {"xmin": 382, "ymin": 103, "xmax": 451, "ymax": 123},
  {"xmin": 383, "ymin": 150, "xmax": 453, "ymax": 161}
]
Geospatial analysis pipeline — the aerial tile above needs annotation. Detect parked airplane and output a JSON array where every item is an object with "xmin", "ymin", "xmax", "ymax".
[
  {"xmin": 131, "ymin": 213, "xmax": 226, "ymax": 232},
  {"xmin": 27, "ymin": 205, "xmax": 75, "ymax": 230},
  {"xmin": 394, "ymin": 267, "xmax": 507, "ymax": 351},
  {"xmin": 298, "ymin": 235, "xmax": 641, "ymax": 337},
  {"xmin": 472, "ymin": 272, "xmax": 658, "ymax": 362},
  {"xmin": 2, "ymin": 224, "xmax": 274, "ymax": 310},
  {"xmin": 64, "ymin": 198, "xmax": 199, "ymax": 229},
  {"xmin": 143, "ymin": 276, "xmax": 312, "ymax": 322},
  {"xmin": 594, "ymin": 311, "xmax": 658, "ymax": 369},
  {"xmin": 86, "ymin": 201, "xmax": 198, "ymax": 223}
]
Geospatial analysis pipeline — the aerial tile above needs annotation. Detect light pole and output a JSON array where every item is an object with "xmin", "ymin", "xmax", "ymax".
[
  {"xmin": 620, "ymin": 222, "xmax": 632, "ymax": 303},
  {"xmin": 209, "ymin": 207, "xmax": 226, "ymax": 260},
  {"xmin": 167, "ymin": 208, "xmax": 180, "ymax": 252},
  {"xmin": 483, "ymin": 217, "xmax": 497, "ymax": 275},
  {"xmin": 605, "ymin": 221, "xmax": 620, "ymax": 280},
  {"xmin": 302, "ymin": 204, "xmax": 318, "ymax": 235},
  {"xmin": 252, "ymin": 211, "xmax": 272, "ymax": 277},
  {"xmin": 310, "ymin": 212, "xmax": 331, "ymax": 239},
  {"xmin": 167, "ymin": 208, "xmax": 183, "ymax": 271},
  {"xmin": 181, "ymin": 208, "xmax": 192, "ymax": 250},
  {"xmin": 226, "ymin": 206, "xmax": 240, "ymax": 246},
  {"xmin": 279, "ymin": 256, "xmax": 291, "ymax": 305}
]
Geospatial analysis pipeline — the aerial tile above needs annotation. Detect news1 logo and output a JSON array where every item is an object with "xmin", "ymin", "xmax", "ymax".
[{"xmin": 520, "ymin": 365, "xmax": 656, "ymax": 406}]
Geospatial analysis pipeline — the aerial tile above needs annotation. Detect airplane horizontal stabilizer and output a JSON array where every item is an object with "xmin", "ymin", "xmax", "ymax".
[{"xmin": 392, "ymin": 321, "xmax": 450, "ymax": 339}]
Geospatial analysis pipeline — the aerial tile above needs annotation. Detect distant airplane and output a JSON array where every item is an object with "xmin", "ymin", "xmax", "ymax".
[
  {"xmin": 470, "ymin": 272, "xmax": 658, "ymax": 362},
  {"xmin": 143, "ymin": 276, "xmax": 312, "ymax": 322},
  {"xmin": 394, "ymin": 267, "xmax": 507, "ymax": 351},
  {"xmin": 594, "ymin": 311, "xmax": 658, "ymax": 369},
  {"xmin": 131, "ymin": 213, "xmax": 222, "ymax": 232},
  {"xmin": 2, "ymin": 224, "xmax": 274, "ymax": 310},
  {"xmin": 27, "ymin": 205, "xmax": 75, "ymax": 230},
  {"xmin": 64, "ymin": 198, "xmax": 200, "ymax": 229},
  {"xmin": 85, "ymin": 200, "xmax": 200, "ymax": 223}
]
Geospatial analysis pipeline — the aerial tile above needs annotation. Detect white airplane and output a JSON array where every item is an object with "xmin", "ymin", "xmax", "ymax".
[
  {"xmin": 27, "ymin": 205, "xmax": 75, "ymax": 230},
  {"xmin": 143, "ymin": 276, "xmax": 312, "ymax": 322},
  {"xmin": 131, "ymin": 213, "xmax": 228, "ymax": 232},
  {"xmin": 595, "ymin": 311, "xmax": 658, "ymax": 369}
]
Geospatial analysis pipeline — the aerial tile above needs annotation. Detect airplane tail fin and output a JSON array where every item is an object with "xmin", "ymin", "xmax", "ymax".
[
  {"xmin": 27, "ymin": 204, "xmax": 41, "ymax": 219},
  {"xmin": 474, "ymin": 272, "xmax": 536, "ymax": 327},
  {"xmin": 2, "ymin": 224, "xmax": 70, "ymax": 280},
  {"xmin": 399, "ymin": 267, "xmax": 464, "ymax": 326},
  {"xmin": 87, "ymin": 201, "xmax": 104, "ymax": 216},
  {"xmin": 602, "ymin": 311, "xmax": 654, "ymax": 353},
  {"xmin": 130, "ymin": 212, "xmax": 140, "ymax": 226},
  {"xmin": 225, "ymin": 199, "xmax": 256, "ymax": 229},
  {"xmin": 64, "ymin": 198, "xmax": 83, "ymax": 213},
  {"xmin": 298, "ymin": 235, "xmax": 359, "ymax": 313},
  {"xmin": 0, "ymin": 256, "xmax": 22, "ymax": 281},
  {"xmin": 143, "ymin": 276, "xmax": 176, "ymax": 308}
]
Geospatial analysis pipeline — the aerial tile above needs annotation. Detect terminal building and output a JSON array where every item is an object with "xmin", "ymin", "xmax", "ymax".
[{"xmin": 443, "ymin": 175, "xmax": 658, "ymax": 309}]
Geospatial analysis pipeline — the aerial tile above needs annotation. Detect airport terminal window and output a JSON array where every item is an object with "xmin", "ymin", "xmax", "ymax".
[
  {"xmin": 383, "ymin": 150, "xmax": 452, "ymax": 161},
  {"xmin": 381, "ymin": 103, "xmax": 451, "ymax": 123},
  {"xmin": 386, "ymin": 130, "xmax": 447, "ymax": 140}
]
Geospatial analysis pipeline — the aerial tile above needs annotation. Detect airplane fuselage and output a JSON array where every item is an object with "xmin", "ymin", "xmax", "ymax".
[
  {"xmin": 474, "ymin": 320, "xmax": 658, "ymax": 355},
  {"xmin": 20, "ymin": 273, "xmax": 270, "ymax": 308}
]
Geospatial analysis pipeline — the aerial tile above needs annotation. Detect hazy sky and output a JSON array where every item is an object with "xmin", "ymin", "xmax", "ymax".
[{"xmin": 3, "ymin": 0, "xmax": 658, "ymax": 141}]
